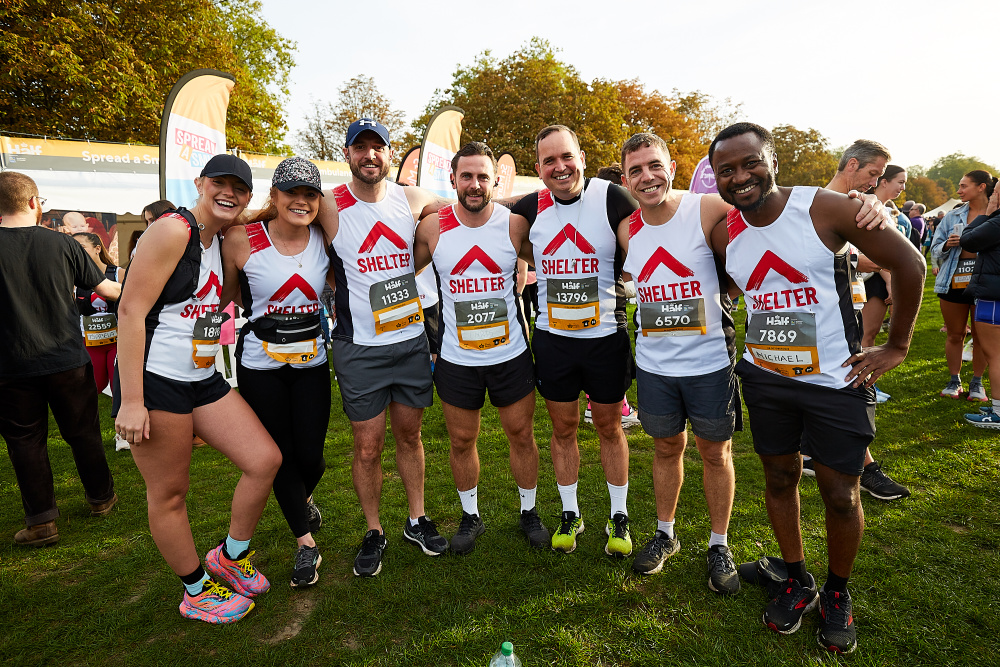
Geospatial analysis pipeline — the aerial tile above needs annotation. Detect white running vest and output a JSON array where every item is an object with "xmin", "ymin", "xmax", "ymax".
[
  {"xmin": 432, "ymin": 204, "xmax": 527, "ymax": 366},
  {"xmin": 530, "ymin": 178, "xmax": 620, "ymax": 338},
  {"xmin": 237, "ymin": 222, "xmax": 329, "ymax": 370},
  {"xmin": 726, "ymin": 187, "xmax": 862, "ymax": 389},
  {"xmin": 145, "ymin": 237, "xmax": 224, "ymax": 382},
  {"xmin": 623, "ymin": 194, "xmax": 731, "ymax": 376},
  {"xmin": 329, "ymin": 181, "xmax": 424, "ymax": 346}
]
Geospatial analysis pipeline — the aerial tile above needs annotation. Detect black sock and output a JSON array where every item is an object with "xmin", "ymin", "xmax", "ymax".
[
  {"xmin": 826, "ymin": 568, "xmax": 849, "ymax": 594},
  {"xmin": 179, "ymin": 565, "xmax": 207, "ymax": 586},
  {"xmin": 786, "ymin": 560, "xmax": 808, "ymax": 585}
]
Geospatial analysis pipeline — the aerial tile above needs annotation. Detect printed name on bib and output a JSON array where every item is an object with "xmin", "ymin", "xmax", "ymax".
[
  {"xmin": 83, "ymin": 313, "xmax": 118, "ymax": 346},
  {"xmin": 192, "ymin": 311, "xmax": 230, "ymax": 369},
  {"xmin": 547, "ymin": 277, "xmax": 599, "ymax": 330},
  {"xmin": 639, "ymin": 298, "xmax": 706, "ymax": 337},
  {"xmin": 370, "ymin": 273, "xmax": 423, "ymax": 334},
  {"xmin": 455, "ymin": 298, "xmax": 510, "ymax": 350},
  {"xmin": 951, "ymin": 258, "xmax": 976, "ymax": 290},
  {"xmin": 745, "ymin": 312, "xmax": 820, "ymax": 377}
]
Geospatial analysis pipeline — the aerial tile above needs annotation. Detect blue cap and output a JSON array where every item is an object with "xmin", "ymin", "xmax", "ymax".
[{"xmin": 345, "ymin": 118, "xmax": 391, "ymax": 148}]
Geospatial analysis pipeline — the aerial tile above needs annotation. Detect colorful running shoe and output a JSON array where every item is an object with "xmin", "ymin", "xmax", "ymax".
[
  {"xmin": 551, "ymin": 511, "xmax": 584, "ymax": 553},
  {"xmin": 178, "ymin": 579, "xmax": 254, "ymax": 624},
  {"xmin": 205, "ymin": 543, "xmax": 270, "ymax": 598},
  {"xmin": 604, "ymin": 512, "xmax": 633, "ymax": 557},
  {"xmin": 965, "ymin": 406, "xmax": 1000, "ymax": 429},
  {"xmin": 940, "ymin": 380, "xmax": 963, "ymax": 399},
  {"xmin": 967, "ymin": 381, "xmax": 988, "ymax": 402}
]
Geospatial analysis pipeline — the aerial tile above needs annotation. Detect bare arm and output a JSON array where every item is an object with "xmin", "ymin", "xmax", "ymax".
[
  {"xmin": 316, "ymin": 189, "xmax": 340, "ymax": 245},
  {"xmin": 511, "ymin": 213, "xmax": 535, "ymax": 265},
  {"xmin": 94, "ymin": 279, "xmax": 121, "ymax": 301},
  {"xmin": 413, "ymin": 214, "xmax": 439, "ymax": 272},
  {"xmin": 404, "ymin": 186, "xmax": 453, "ymax": 221},
  {"xmin": 221, "ymin": 226, "xmax": 250, "ymax": 309}
]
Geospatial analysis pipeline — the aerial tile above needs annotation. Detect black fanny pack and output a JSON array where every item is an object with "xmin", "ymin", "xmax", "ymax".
[{"xmin": 250, "ymin": 313, "xmax": 322, "ymax": 344}]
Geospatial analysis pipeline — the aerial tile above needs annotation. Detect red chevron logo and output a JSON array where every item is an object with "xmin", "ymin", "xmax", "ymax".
[
  {"xmin": 637, "ymin": 247, "xmax": 694, "ymax": 282},
  {"xmin": 543, "ymin": 224, "xmax": 596, "ymax": 255},
  {"xmin": 746, "ymin": 250, "xmax": 809, "ymax": 291},
  {"xmin": 195, "ymin": 271, "xmax": 223, "ymax": 300},
  {"xmin": 333, "ymin": 184, "xmax": 356, "ymax": 211},
  {"xmin": 628, "ymin": 210, "xmax": 643, "ymax": 239},
  {"xmin": 726, "ymin": 207, "xmax": 748, "ymax": 241},
  {"xmin": 451, "ymin": 245, "xmax": 502, "ymax": 275},
  {"xmin": 269, "ymin": 274, "xmax": 318, "ymax": 302},
  {"xmin": 538, "ymin": 189, "xmax": 554, "ymax": 214},
  {"xmin": 359, "ymin": 221, "xmax": 407, "ymax": 253},
  {"xmin": 246, "ymin": 222, "xmax": 271, "ymax": 254},
  {"xmin": 439, "ymin": 205, "xmax": 461, "ymax": 233}
]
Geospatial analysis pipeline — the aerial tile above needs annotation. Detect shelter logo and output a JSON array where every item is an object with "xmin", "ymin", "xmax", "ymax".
[
  {"xmin": 451, "ymin": 246, "xmax": 502, "ymax": 275},
  {"xmin": 270, "ymin": 274, "xmax": 318, "ymax": 302},
  {"xmin": 637, "ymin": 247, "xmax": 695, "ymax": 282},
  {"xmin": 359, "ymin": 221, "xmax": 408, "ymax": 254},
  {"xmin": 746, "ymin": 250, "xmax": 809, "ymax": 291},
  {"xmin": 195, "ymin": 271, "xmax": 223, "ymax": 301},
  {"xmin": 543, "ymin": 225, "xmax": 596, "ymax": 255}
]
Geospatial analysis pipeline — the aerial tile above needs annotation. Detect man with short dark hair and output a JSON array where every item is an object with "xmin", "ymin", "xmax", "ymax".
[
  {"xmin": 709, "ymin": 123, "xmax": 925, "ymax": 653},
  {"xmin": 0, "ymin": 171, "xmax": 121, "ymax": 546}
]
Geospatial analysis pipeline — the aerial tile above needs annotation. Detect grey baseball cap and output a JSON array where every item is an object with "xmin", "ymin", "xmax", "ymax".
[{"xmin": 272, "ymin": 156, "xmax": 324, "ymax": 196}]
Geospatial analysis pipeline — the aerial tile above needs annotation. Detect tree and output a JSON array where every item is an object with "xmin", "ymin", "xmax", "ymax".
[
  {"xmin": 673, "ymin": 91, "xmax": 744, "ymax": 145},
  {"xmin": 0, "ymin": 0, "xmax": 295, "ymax": 153},
  {"xmin": 927, "ymin": 152, "xmax": 999, "ymax": 192},
  {"xmin": 903, "ymin": 176, "xmax": 949, "ymax": 210},
  {"xmin": 770, "ymin": 125, "xmax": 838, "ymax": 187},
  {"xmin": 294, "ymin": 75, "xmax": 409, "ymax": 163}
]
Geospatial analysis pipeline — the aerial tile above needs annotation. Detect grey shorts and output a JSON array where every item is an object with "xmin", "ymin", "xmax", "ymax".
[
  {"xmin": 331, "ymin": 334, "xmax": 433, "ymax": 422},
  {"xmin": 636, "ymin": 363, "xmax": 741, "ymax": 442}
]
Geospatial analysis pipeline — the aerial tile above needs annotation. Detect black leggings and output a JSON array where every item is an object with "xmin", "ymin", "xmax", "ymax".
[{"xmin": 236, "ymin": 361, "xmax": 331, "ymax": 538}]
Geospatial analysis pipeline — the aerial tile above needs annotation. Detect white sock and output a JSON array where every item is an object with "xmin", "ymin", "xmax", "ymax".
[
  {"xmin": 557, "ymin": 482, "xmax": 579, "ymax": 515},
  {"xmin": 409, "ymin": 516, "xmax": 420, "ymax": 527},
  {"xmin": 709, "ymin": 531, "xmax": 728, "ymax": 548},
  {"xmin": 993, "ymin": 398, "xmax": 1000, "ymax": 409},
  {"xmin": 458, "ymin": 487, "xmax": 479, "ymax": 516},
  {"xmin": 608, "ymin": 481, "xmax": 628, "ymax": 517},
  {"xmin": 518, "ymin": 486, "xmax": 536, "ymax": 513},
  {"xmin": 657, "ymin": 519, "xmax": 675, "ymax": 539}
]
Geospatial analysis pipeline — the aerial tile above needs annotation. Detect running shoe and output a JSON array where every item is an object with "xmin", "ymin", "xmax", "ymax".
[
  {"xmin": 707, "ymin": 545, "xmax": 740, "ymax": 594},
  {"xmin": 962, "ymin": 338, "xmax": 974, "ymax": 362},
  {"xmin": 551, "ymin": 511, "xmax": 584, "ymax": 553},
  {"xmin": 604, "ymin": 512, "xmax": 633, "ymax": 557},
  {"xmin": 738, "ymin": 556, "xmax": 788, "ymax": 598},
  {"xmin": 205, "ymin": 543, "xmax": 270, "ymax": 598},
  {"xmin": 763, "ymin": 574, "xmax": 818, "ymax": 634},
  {"xmin": 583, "ymin": 399, "xmax": 594, "ymax": 424},
  {"xmin": 290, "ymin": 545, "xmax": 321, "ymax": 588},
  {"xmin": 353, "ymin": 529, "xmax": 387, "ymax": 577},
  {"xmin": 450, "ymin": 512, "xmax": 486, "ymax": 555},
  {"xmin": 402, "ymin": 516, "xmax": 449, "ymax": 555},
  {"xmin": 873, "ymin": 386, "xmax": 891, "ymax": 403},
  {"xmin": 178, "ymin": 579, "xmax": 254, "ymax": 624},
  {"xmin": 632, "ymin": 530, "xmax": 680, "ymax": 574},
  {"xmin": 519, "ymin": 508, "xmax": 550, "ymax": 548},
  {"xmin": 817, "ymin": 586, "xmax": 857, "ymax": 654},
  {"xmin": 801, "ymin": 457, "xmax": 816, "ymax": 478},
  {"xmin": 114, "ymin": 434, "xmax": 130, "ymax": 451},
  {"xmin": 860, "ymin": 460, "xmax": 910, "ymax": 500},
  {"xmin": 305, "ymin": 498, "xmax": 323, "ymax": 533},
  {"xmin": 967, "ymin": 382, "xmax": 988, "ymax": 402},
  {"xmin": 940, "ymin": 380, "xmax": 963, "ymax": 399},
  {"xmin": 965, "ymin": 406, "xmax": 1000, "ymax": 429},
  {"xmin": 621, "ymin": 405, "xmax": 641, "ymax": 428}
]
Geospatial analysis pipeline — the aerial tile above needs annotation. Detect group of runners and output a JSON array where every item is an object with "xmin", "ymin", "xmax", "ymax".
[{"xmin": 1, "ymin": 115, "xmax": 930, "ymax": 655}]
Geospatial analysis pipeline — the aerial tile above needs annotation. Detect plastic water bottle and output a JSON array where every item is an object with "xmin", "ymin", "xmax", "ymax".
[{"xmin": 488, "ymin": 641, "xmax": 522, "ymax": 667}]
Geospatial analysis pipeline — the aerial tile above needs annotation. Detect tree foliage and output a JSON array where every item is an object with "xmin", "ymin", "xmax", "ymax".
[
  {"xmin": 770, "ymin": 125, "xmax": 838, "ymax": 187},
  {"xmin": 294, "ymin": 75, "xmax": 409, "ymax": 163},
  {"xmin": 903, "ymin": 176, "xmax": 949, "ymax": 209},
  {"xmin": 0, "ymin": 0, "xmax": 295, "ymax": 153},
  {"xmin": 409, "ymin": 39, "xmax": 717, "ymax": 184},
  {"xmin": 927, "ymin": 152, "xmax": 999, "ymax": 192}
]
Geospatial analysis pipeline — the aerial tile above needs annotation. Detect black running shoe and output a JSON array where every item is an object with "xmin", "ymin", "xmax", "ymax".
[
  {"xmin": 860, "ymin": 460, "xmax": 910, "ymax": 501},
  {"xmin": 738, "ymin": 556, "xmax": 789, "ymax": 598},
  {"xmin": 631, "ymin": 530, "xmax": 680, "ymax": 575},
  {"xmin": 353, "ymin": 529, "xmax": 387, "ymax": 577},
  {"xmin": 402, "ymin": 516, "xmax": 449, "ymax": 555},
  {"xmin": 305, "ymin": 499, "xmax": 322, "ymax": 533},
  {"xmin": 706, "ymin": 545, "xmax": 740, "ymax": 594},
  {"xmin": 450, "ymin": 512, "xmax": 485, "ymax": 555},
  {"xmin": 519, "ymin": 508, "xmax": 550, "ymax": 548},
  {"xmin": 290, "ymin": 545, "xmax": 321, "ymax": 588},
  {"xmin": 763, "ymin": 574, "xmax": 818, "ymax": 634},
  {"xmin": 817, "ymin": 586, "xmax": 857, "ymax": 654}
]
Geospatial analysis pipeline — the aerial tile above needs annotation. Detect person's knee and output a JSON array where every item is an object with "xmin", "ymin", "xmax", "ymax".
[
  {"xmin": 698, "ymin": 440, "xmax": 733, "ymax": 469},
  {"xmin": 763, "ymin": 460, "xmax": 801, "ymax": 492},
  {"xmin": 946, "ymin": 331, "xmax": 966, "ymax": 346},
  {"xmin": 354, "ymin": 437, "xmax": 384, "ymax": 467},
  {"xmin": 824, "ymin": 482, "xmax": 861, "ymax": 517},
  {"xmin": 149, "ymin": 480, "xmax": 190, "ymax": 512},
  {"xmin": 654, "ymin": 435, "xmax": 686, "ymax": 460}
]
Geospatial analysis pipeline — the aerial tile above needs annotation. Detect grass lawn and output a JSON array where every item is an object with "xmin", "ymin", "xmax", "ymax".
[{"xmin": 1, "ymin": 273, "xmax": 998, "ymax": 666}]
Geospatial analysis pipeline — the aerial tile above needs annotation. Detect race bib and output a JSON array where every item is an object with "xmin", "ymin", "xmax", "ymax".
[
  {"xmin": 262, "ymin": 339, "xmax": 319, "ymax": 364},
  {"xmin": 192, "ymin": 311, "xmax": 229, "ymax": 369},
  {"xmin": 547, "ymin": 277, "xmax": 599, "ymax": 331},
  {"xmin": 745, "ymin": 311, "xmax": 820, "ymax": 377},
  {"xmin": 455, "ymin": 298, "xmax": 510, "ymax": 350},
  {"xmin": 951, "ymin": 258, "xmax": 976, "ymax": 290},
  {"xmin": 639, "ymin": 298, "xmax": 706, "ymax": 337},
  {"xmin": 370, "ymin": 274, "xmax": 423, "ymax": 335},
  {"xmin": 83, "ymin": 313, "xmax": 117, "ymax": 347}
]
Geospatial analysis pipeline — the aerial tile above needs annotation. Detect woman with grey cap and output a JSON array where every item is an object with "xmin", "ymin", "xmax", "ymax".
[
  {"xmin": 222, "ymin": 156, "xmax": 333, "ymax": 588},
  {"xmin": 114, "ymin": 154, "xmax": 281, "ymax": 624}
]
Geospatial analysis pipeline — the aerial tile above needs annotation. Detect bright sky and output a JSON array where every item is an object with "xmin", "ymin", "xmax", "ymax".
[{"xmin": 259, "ymin": 0, "xmax": 1000, "ymax": 172}]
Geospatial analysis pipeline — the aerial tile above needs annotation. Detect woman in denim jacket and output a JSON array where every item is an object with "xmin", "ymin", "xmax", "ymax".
[{"xmin": 931, "ymin": 170, "xmax": 994, "ymax": 400}]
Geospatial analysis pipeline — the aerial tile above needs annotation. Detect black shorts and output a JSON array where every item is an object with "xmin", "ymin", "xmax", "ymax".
[
  {"xmin": 111, "ymin": 367, "xmax": 230, "ymax": 416},
  {"xmin": 532, "ymin": 328, "xmax": 634, "ymax": 404},
  {"xmin": 636, "ymin": 363, "xmax": 742, "ymax": 442},
  {"xmin": 423, "ymin": 302, "xmax": 441, "ymax": 355},
  {"xmin": 938, "ymin": 286, "xmax": 975, "ymax": 305},
  {"xmin": 863, "ymin": 274, "xmax": 889, "ymax": 302},
  {"xmin": 736, "ymin": 359, "xmax": 874, "ymax": 476},
  {"xmin": 434, "ymin": 349, "xmax": 535, "ymax": 410}
]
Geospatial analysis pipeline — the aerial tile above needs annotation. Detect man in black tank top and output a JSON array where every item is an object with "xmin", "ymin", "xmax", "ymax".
[{"xmin": 0, "ymin": 171, "xmax": 121, "ymax": 547}]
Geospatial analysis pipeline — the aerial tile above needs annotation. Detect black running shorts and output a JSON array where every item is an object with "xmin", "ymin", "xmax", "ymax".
[
  {"xmin": 531, "ymin": 328, "xmax": 634, "ymax": 404},
  {"xmin": 434, "ymin": 349, "xmax": 535, "ymax": 410},
  {"xmin": 111, "ymin": 367, "xmax": 231, "ymax": 415}
]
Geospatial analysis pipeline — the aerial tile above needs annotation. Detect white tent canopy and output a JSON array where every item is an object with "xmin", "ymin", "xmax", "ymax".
[{"xmin": 924, "ymin": 198, "xmax": 962, "ymax": 219}]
